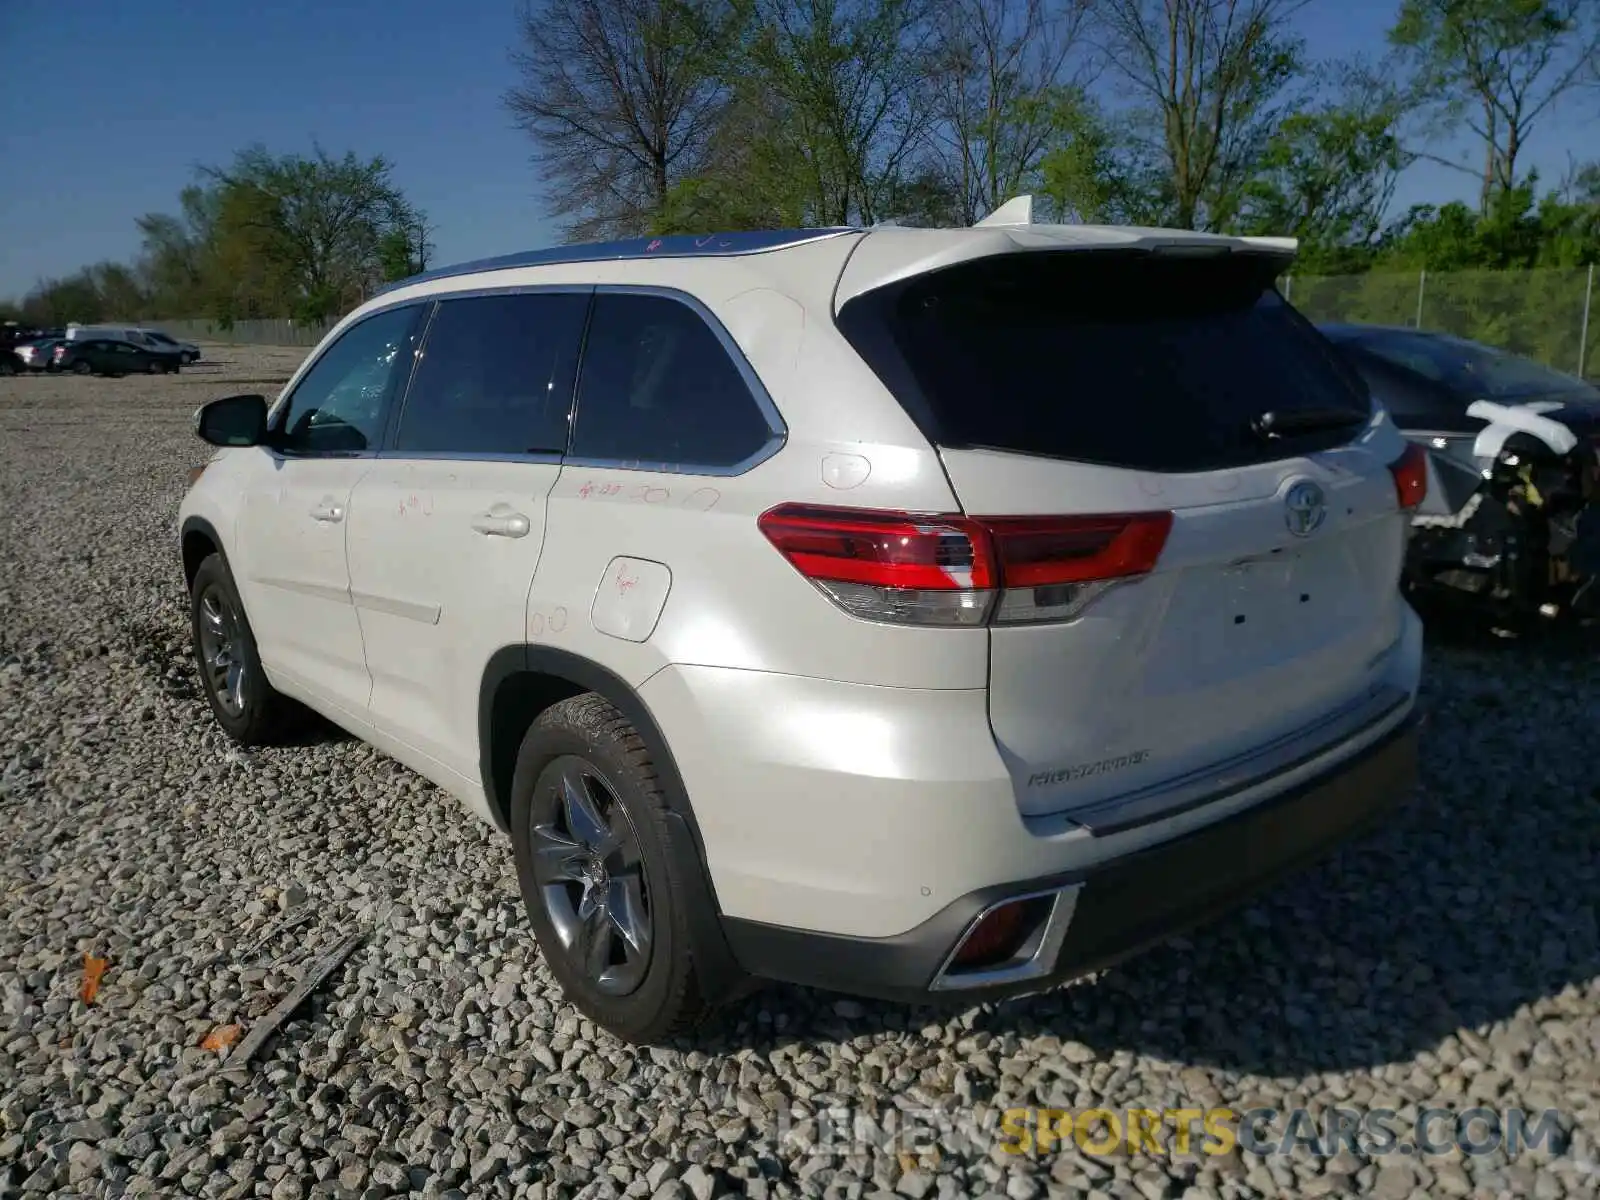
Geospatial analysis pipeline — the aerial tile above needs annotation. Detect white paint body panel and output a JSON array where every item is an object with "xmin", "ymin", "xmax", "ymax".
[
  {"xmin": 179, "ymin": 222, "xmax": 1424, "ymax": 945},
  {"xmin": 230, "ymin": 455, "xmax": 372, "ymax": 710},
  {"xmin": 941, "ymin": 423, "xmax": 1413, "ymax": 819},
  {"xmin": 345, "ymin": 458, "xmax": 561, "ymax": 785},
  {"xmin": 592, "ymin": 558, "xmax": 672, "ymax": 642}
]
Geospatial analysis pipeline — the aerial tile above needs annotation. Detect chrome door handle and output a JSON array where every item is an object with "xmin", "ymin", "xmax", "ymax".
[
  {"xmin": 471, "ymin": 509, "xmax": 531, "ymax": 538},
  {"xmin": 309, "ymin": 500, "xmax": 344, "ymax": 523}
]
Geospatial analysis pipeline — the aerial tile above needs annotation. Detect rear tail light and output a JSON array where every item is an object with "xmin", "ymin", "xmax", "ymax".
[
  {"xmin": 757, "ymin": 504, "xmax": 1172, "ymax": 627},
  {"xmin": 1389, "ymin": 442, "xmax": 1429, "ymax": 511}
]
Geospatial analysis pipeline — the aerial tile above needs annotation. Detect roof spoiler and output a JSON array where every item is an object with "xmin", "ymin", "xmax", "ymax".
[
  {"xmin": 971, "ymin": 197, "xmax": 1300, "ymax": 261},
  {"xmin": 974, "ymin": 195, "xmax": 1035, "ymax": 227}
]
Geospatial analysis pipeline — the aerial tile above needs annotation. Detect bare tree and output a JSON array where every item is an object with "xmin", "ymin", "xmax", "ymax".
[
  {"xmin": 505, "ymin": 0, "xmax": 732, "ymax": 240},
  {"xmin": 927, "ymin": 0, "xmax": 1094, "ymax": 223},
  {"xmin": 1092, "ymin": 0, "xmax": 1306, "ymax": 230},
  {"xmin": 1389, "ymin": 0, "xmax": 1600, "ymax": 212}
]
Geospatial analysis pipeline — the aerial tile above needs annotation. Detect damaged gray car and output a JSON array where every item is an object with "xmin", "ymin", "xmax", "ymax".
[{"xmin": 1321, "ymin": 323, "xmax": 1600, "ymax": 623}]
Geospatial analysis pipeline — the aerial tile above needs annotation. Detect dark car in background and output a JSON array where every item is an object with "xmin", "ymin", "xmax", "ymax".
[
  {"xmin": 141, "ymin": 329, "xmax": 201, "ymax": 363},
  {"xmin": 1321, "ymin": 323, "xmax": 1600, "ymax": 622},
  {"xmin": 53, "ymin": 338, "xmax": 185, "ymax": 377}
]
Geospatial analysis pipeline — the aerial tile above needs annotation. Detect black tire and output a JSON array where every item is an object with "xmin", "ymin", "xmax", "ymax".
[
  {"xmin": 71, "ymin": 360, "xmax": 92, "ymax": 376},
  {"xmin": 183, "ymin": 352, "xmax": 198, "ymax": 364},
  {"xmin": 0, "ymin": 358, "xmax": 15, "ymax": 377},
  {"xmin": 510, "ymin": 693, "xmax": 715, "ymax": 1043},
  {"xmin": 147, "ymin": 360, "xmax": 165, "ymax": 375},
  {"xmin": 189, "ymin": 553, "xmax": 298, "ymax": 745}
]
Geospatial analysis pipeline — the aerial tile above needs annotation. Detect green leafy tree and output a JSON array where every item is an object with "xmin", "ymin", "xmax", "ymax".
[
  {"xmin": 1389, "ymin": 0, "xmax": 1600, "ymax": 211},
  {"xmin": 1036, "ymin": 95, "xmax": 1169, "ymax": 223},
  {"xmin": 735, "ymin": 0, "xmax": 938, "ymax": 226},
  {"xmin": 1235, "ymin": 62, "xmax": 1412, "ymax": 269},
  {"xmin": 18, "ymin": 270, "xmax": 108, "ymax": 326},
  {"xmin": 203, "ymin": 145, "xmax": 425, "ymax": 322}
]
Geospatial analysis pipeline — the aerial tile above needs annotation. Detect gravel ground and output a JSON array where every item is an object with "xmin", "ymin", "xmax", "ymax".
[{"xmin": 2, "ymin": 345, "xmax": 1599, "ymax": 1200}]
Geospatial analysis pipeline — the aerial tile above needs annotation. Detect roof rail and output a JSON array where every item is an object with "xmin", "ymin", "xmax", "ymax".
[{"xmin": 375, "ymin": 227, "xmax": 857, "ymax": 295}]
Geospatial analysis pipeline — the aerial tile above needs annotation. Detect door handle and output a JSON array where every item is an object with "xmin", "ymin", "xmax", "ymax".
[
  {"xmin": 309, "ymin": 499, "xmax": 344, "ymax": 523},
  {"xmin": 471, "ymin": 508, "xmax": 531, "ymax": 538}
]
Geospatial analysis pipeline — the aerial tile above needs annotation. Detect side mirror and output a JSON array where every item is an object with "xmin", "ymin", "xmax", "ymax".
[{"xmin": 195, "ymin": 394, "xmax": 268, "ymax": 447}]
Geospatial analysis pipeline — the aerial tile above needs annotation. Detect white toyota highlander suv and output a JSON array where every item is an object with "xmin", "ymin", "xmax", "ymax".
[{"xmin": 178, "ymin": 213, "xmax": 1427, "ymax": 1044}]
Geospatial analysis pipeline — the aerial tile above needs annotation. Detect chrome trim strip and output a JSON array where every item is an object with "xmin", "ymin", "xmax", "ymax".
[
  {"xmin": 252, "ymin": 577, "xmax": 352, "ymax": 605},
  {"xmin": 1051, "ymin": 683, "xmax": 1413, "ymax": 838},
  {"xmin": 371, "ymin": 450, "xmax": 564, "ymax": 465},
  {"xmin": 373, "ymin": 229, "xmax": 858, "ymax": 296},
  {"xmin": 350, "ymin": 590, "xmax": 442, "ymax": 626},
  {"xmin": 929, "ymin": 885, "xmax": 1082, "ymax": 992}
]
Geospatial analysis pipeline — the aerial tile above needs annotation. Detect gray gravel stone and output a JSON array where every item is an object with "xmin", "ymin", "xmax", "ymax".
[{"xmin": 2, "ymin": 352, "xmax": 1598, "ymax": 1200}]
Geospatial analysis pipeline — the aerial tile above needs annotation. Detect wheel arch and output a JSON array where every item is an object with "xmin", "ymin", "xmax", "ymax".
[
  {"xmin": 181, "ymin": 514, "xmax": 225, "ymax": 589},
  {"xmin": 481, "ymin": 645, "xmax": 748, "ymax": 997},
  {"xmin": 480, "ymin": 647, "xmax": 703, "ymax": 849}
]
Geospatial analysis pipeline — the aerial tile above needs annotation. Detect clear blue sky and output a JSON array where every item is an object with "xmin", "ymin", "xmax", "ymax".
[{"xmin": 0, "ymin": 0, "xmax": 1593, "ymax": 302}]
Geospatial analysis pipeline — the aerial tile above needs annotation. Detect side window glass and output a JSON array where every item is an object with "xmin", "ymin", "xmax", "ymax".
[
  {"xmin": 570, "ymin": 292, "xmax": 774, "ymax": 469},
  {"xmin": 277, "ymin": 305, "xmax": 420, "ymax": 456},
  {"xmin": 393, "ymin": 291, "xmax": 588, "ymax": 455}
]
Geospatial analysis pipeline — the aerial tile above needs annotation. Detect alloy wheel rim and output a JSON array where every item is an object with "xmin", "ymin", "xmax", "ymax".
[
  {"xmin": 197, "ymin": 585, "xmax": 246, "ymax": 717},
  {"xmin": 530, "ymin": 756, "xmax": 653, "ymax": 996}
]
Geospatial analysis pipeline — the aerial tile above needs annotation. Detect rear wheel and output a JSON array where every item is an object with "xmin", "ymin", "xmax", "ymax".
[
  {"xmin": 72, "ymin": 360, "xmax": 92, "ymax": 376},
  {"xmin": 147, "ymin": 360, "xmax": 166, "ymax": 375},
  {"xmin": 510, "ymin": 694, "xmax": 716, "ymax": 1043},
  {"xmin": 189, "ymin": 554, "xmax": 299, "ymax": 744},
  {"xmin": 0, "ymin": 358, "xmax": 15, "ymax": 377}
]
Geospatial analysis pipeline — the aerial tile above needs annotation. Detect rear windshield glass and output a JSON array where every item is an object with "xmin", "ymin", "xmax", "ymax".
[{"xmin": 836, "ymin": 251, "xmax": 1372, "ymax": 473}]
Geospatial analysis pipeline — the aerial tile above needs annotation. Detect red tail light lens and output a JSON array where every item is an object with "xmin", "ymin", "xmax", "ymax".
[
  {"xmin": 758, "ymin": 504, "xmax": 1172, "ymax": 627},
  {"xmin": 754, "ymin": 507, "xmax": 995, "ymax": 590},
  {"xmin": 985, "ymin": 513, "xmax": 1174, "ymax": 586},
  {"xmin": 1389, "ymin": 442, "xmax": 1428, "ymax": 511},
  {"xmin": 756, "ymin": 506, "xmax": 995, "ymax": 626}
]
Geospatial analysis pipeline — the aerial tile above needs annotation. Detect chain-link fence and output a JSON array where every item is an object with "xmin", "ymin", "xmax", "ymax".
[{"xmin": 1285, "ymin": 265, "xmax": 1599, "ymax": 381}]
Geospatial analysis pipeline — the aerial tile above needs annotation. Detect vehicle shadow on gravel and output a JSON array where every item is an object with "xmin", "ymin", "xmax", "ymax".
[{"xmin": 696, "ymin": 617, "xmax": 1599, "ymax": 1077}]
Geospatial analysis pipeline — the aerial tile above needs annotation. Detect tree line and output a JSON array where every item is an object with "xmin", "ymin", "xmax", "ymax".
[
  {"xmin": 6, "ymin": 145, "xmax": 433, "ymax": 329},
  {"xmin": 505, "ymin": 0, "xmax": 1599, "ymax": 266},
  {"xmin": 7, "ymin": 0, "xmax": 1598, "ymax": 331}
]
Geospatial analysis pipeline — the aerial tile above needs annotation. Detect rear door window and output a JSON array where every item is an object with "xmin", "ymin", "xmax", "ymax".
[
  {"xmin": 392, "ymin": 291, "xmax": 588, "ymax": 455},
  {"xmin": 569, "ymin": 292, "xmax": 777, "ymax": 470},
  {"xmin": 837, "ymin": 251, "xmax": 1373, "ymax": 473}
]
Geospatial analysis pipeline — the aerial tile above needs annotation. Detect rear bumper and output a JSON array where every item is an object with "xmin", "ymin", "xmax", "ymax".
[{"xmin": 721, "ymin": 714, "xmax": 1418, "ymax": 1003}]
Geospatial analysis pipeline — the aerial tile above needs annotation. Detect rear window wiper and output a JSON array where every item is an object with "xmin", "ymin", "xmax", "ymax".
[{"xmin": 1250, "ymin": 406, "xmax": 1369, "ymax": 440}]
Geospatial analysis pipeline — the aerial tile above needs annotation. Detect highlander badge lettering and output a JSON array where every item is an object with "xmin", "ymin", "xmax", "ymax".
[{"xmin": 1028, "ymin": 750, "xmax": 1151, "ymax": 788}]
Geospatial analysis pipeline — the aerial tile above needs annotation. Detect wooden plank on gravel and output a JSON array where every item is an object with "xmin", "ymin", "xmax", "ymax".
[{"xmin": 227, "ymin": 931, "xmax": 365, "ymax": 1067}]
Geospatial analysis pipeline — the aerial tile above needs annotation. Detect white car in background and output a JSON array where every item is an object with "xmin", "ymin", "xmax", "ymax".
[{"xmin": 176, "ymin": 205, "xmax": 1427, "ymax": 1043}]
